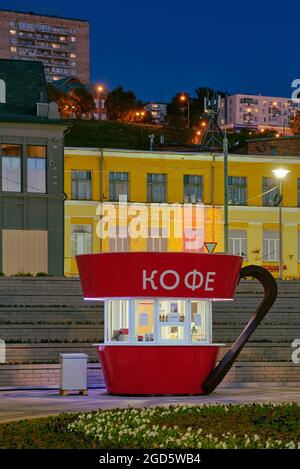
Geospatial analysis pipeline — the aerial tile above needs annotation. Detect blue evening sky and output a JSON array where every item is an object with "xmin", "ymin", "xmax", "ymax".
[{"xmin": 1, "ymin": 0, "xmax": 299, "ymax": 101}]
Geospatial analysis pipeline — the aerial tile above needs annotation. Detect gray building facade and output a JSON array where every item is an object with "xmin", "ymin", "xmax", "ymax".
[{"xmin": 0, "ymin": 59, "xmax": 68, "ymax": 275}]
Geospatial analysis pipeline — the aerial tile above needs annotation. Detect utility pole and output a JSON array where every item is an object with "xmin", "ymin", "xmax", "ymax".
[{"xmin": 223, "ymin": 132, "xmax": 229, "ymax": 253}]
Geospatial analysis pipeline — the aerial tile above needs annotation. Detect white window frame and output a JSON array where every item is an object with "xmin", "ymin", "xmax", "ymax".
[
  {"xmin": 263, "ymin": 230, "xmax": 279, "ymax": 261},
  {"xmin": 71, "ymin": 224, "xmax": 92, "ymax": 257},
  {"xmin": 229, "ymin": 229, "xmax": 247, "ymax": 259}
]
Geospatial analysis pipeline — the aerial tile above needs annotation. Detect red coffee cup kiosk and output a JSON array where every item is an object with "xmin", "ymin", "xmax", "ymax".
[{"xmin": 76, "ymin": 252, "xmax": 277, "ymax": 395}]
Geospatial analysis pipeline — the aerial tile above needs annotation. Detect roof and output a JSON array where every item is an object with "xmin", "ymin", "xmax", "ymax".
[
  {"xmin": 64, "ymin": 147, "xmax": 300, "ymax": 163},
  {"xmin": 51, "ymin": 76, "xmax": 84, "ymax": 93},
  {"xmin": 51, "ymin": 76, "xmax": 95, "ymax": 95},
  {"xmin": 0, "ymin": 114, "xmax": 67, "ymax": 125},
  {"xmin": 0, "ymin": 59, "xmax": 48, "ymax": 117},
  {"xmin": 0, "ymin": 8, "xmax": 88, "ymax": 23}
]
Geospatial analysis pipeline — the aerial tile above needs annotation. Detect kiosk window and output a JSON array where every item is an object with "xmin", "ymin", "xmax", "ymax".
[
  {"xmin": 191, "ymin": 301, "xmax": 207, "ymax": 342},
  {"xmin": 134, "ymin": 300, "xmax": 154, "ymax": 342},
  {"xmin": 158, "ymin": 300, "xmax": 186, "ymax": 342},
  {"xmin": 160, "ymin": 325, "xmax": 185, "ymax": 341},
  {"xmin": 159, "ymin": 300, "xmax": 185, "ymax": 323},
  {"xmin": 106, "ymin": 300, "xmax": 129, "ymax": 342}
]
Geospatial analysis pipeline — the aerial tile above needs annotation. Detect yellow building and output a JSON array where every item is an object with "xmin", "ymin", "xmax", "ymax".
[{"xmin": 64, "ymin": 147, "xmax": 300, "ymax": 278}]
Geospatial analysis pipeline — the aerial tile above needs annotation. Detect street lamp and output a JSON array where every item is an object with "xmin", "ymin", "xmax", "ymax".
[
  {"xmin": 179, "ymin": 93, "xmax": 190, "ymax": 128},
  {"xmin": 272, "ymin": 168, "xmax": 290, "ymax": 280},
  {"xmin": 96, "ymin": 85, "xmax": 105, "ymax": 120}
]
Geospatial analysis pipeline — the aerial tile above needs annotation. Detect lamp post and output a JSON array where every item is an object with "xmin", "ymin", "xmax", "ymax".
[
  {"xmin": 97, "ymin": 85, "xmax": 105, "ymax": 120},
  {"xmin": 272, "ymin": 169, "xmax": 290, "ymax": 280},
  {"xmin": 179, "ymin": 93, "xmax": 190, "ymax": 128}
]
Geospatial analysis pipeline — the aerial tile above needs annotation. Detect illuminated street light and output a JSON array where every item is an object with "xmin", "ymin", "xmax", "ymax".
[
  {"xmin": 96, "ymin": 85, "xmax": 105, "ymax": 121},
  {"xmin": 179, "ymin": 93, "xmax": 190, "ymax": 128},
  {"xmin": 272, "ymin": 169, "xmax": 290, "ymax": 280},
  {"xmin": 272, "ymin": 169, "xmax": 289, "ymax": 180}
]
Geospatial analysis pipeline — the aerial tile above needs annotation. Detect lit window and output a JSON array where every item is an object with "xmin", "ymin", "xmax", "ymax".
[
  {"xmin": 59, "ymin": 36, "xmax": 66, "ymax": 41},
  {"xmin": 134, "ymin": 300, "xmax": 154, "ymax": 342},
  {"xmin": 191, "ymin": 301, "xmax": 209, "ymax": 343},
  {"xmin": 70, "ymin": 53, "xmax": 76, "ymax": 58},
  {"xmin": 10, "ymin": 30, "xmax": 16, "ymax": 35},
  {"xmin": 106, "ymin": 300, "xmax": 129, "ymax": 342},
  {"xmin": 70, "ymin": 36, "xmax": 76, "ymax": 42},
  {"xmin": 27, "ymin": 145, "xmax": 46, "ymax": 193},
  {"xmin": 158, "ymin": 300, "xmax": 186, "ymax": 342},
  {"xmin": 10, "ymin": 46, "xmax": 17, "ymax": 52},
  {"xmin": 1, "ymin": 144, "xmax": 22, "ymax": 192}
]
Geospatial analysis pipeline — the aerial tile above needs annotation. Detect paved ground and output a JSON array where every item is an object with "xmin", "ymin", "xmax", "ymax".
[{"xmin": 0, "ymin": 386, "xmax": 299, "ymax": 423}]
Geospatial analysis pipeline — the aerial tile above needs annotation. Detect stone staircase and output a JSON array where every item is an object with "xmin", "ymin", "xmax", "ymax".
[{"xmin": 0, "ymin": 277, "xmax": 299, "ymax": 388}]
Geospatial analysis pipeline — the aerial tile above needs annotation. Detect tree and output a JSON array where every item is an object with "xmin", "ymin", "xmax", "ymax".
[
  {"xmin": 69, "ymin": 88, "xmax": 96, "ymax": 119},
  {"xmin": 166, "ymin": 87, "xmax": 228, "ymax": 128},
  {"xmin": 105, "ymin": 86, "xmax": 137, "ymax": 121},
  {"xmin": 47, "ymin": 84, "xmax": 95, "ymax": 119},
  {"xmin": 166, "ymin": 93, "xmax": 189, "ymax": 128},
  {"xmin": 290, "ymin": 111, "xmax": 300, "ymax": 135}
]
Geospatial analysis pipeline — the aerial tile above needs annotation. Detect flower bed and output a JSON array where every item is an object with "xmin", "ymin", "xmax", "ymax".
[
  {"xmin": 0, "ymin": 403, "xmax": 299, "ymax": 449},
  {"xmin": 68, "ymin": 403, "xmax": 300, "ymax": 449}
]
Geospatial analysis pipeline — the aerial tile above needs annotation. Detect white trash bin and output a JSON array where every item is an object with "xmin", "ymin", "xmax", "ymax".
[{"xmin": 59, "ymin": 353, "xmax": 88, "ymax": 396}]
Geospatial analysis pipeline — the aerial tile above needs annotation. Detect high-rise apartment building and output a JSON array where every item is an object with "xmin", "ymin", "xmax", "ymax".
[{"xmin": 0, "ymin": 9, "xmax": 89, "ymax": 83}]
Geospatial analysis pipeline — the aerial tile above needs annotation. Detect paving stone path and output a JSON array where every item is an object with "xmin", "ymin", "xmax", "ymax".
[{"xmin": 0, "ymin": 386, "xmax": 299, "ymax": 423}]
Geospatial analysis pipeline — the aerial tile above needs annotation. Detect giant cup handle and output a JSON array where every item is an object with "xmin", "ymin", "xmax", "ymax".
[{"xmin": 203, "ymin": 265, "xmax": 278, "ymax": 394}]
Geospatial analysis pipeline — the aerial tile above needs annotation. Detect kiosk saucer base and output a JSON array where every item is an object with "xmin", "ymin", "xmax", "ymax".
[{"xmin": 98, "ymin": 345, "xmax": 220, "ymax": 396}]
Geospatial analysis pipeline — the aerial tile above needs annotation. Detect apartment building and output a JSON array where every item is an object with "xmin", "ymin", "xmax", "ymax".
[
  {"xmin": 220, "ymin": 93, "xmax": 300, "ymax": 134},
  {"xmin": 144, "ymin": 102, "xmax": 168, "ymax": 124},
  {"xmin": 0, "ymin": 9, "xmax": 89, "ymax": 82}
]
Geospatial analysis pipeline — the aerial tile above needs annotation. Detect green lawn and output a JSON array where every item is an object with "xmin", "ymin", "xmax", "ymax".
[
  {"xmin": 65, "ymin": 120, "xmax": 193, "ymax": 150},
  {"xmin": 0, "ymin": 403, "xmax": 299, "ymax": 449}
]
